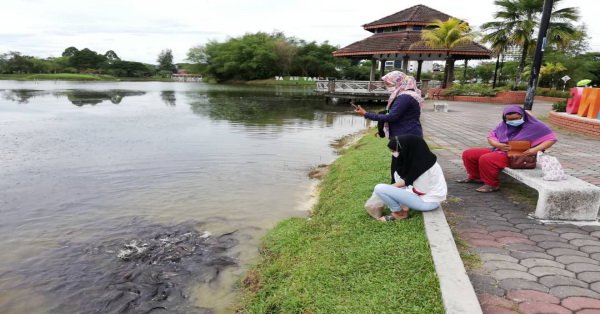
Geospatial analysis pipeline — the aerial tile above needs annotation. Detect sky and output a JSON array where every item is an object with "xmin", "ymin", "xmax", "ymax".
[{"xmin": 2, "ymin": 0, "xmax": 600, "ymax": 64}]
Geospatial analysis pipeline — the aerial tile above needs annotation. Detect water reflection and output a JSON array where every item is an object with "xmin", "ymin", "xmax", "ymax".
[
  {"xmin": 161, "ymin": 91, "xmax": 177, "ymax": 107},
  {"xmin": 1, "ymin": 89, "xmax": 46, "ymax": 103},
  {"xmin": 57, "ymin": 90, "xmax": 146, "ymax": 106},
  {"xmin": 0, "ymin": 88, "xmax": 146, "ymax": 106},
  {"xmin": 187, "ymin": 88, "xmax": 326, "ymax": 125}
]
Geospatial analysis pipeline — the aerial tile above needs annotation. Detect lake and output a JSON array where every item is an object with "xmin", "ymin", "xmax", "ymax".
[{"xmin": 0, "ymin": 81, "xmax": 370, "ymax": 313}]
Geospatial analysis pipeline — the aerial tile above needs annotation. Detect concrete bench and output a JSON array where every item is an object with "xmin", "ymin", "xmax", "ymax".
[
  {"xmin": 502, "ymin": 167, "xmax": 600, "ymax": 221},
  {"xmin": 434, "ymin": 103, "xmax": 449, "ymax": 112}
]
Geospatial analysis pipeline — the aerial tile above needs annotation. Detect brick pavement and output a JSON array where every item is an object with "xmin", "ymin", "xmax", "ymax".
[{"xmin": 421, "ymin": 100, "xmax": 600, "ymax": 314}]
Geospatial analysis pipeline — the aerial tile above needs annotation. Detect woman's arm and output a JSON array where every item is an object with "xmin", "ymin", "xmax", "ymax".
[
  {"xmin": 487, "ymin": 137, "xmax": 511, "ymax": 152},
  {"xmin": 392, "ymin": 180, "xmax": 405, "ymax": 188},
  {"xmin": 524, "ymin": 140, "xmax": 557, "ymax": 156},
  {"xmin": 363, "ymin": 96, "xmax": 411, "ymax": 122}
]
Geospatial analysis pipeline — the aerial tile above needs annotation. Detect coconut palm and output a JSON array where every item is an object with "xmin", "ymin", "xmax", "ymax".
[
  {"xmin": 412, "ymin": 18, "xmax": 479, "ymax": 88},
  {"xmin": 481, "ymin": 0, "xmax": 579, "ymax": 90}
]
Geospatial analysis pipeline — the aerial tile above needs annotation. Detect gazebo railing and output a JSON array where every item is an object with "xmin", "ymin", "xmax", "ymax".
[{"xmin": 315, "ymin": 79, "xmax": 428, "ymax": 94}]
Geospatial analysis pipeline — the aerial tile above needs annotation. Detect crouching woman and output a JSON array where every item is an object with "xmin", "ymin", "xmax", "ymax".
[{"xmin": 374, "ymin": 135, "xmax": 447, "ymax": 221}]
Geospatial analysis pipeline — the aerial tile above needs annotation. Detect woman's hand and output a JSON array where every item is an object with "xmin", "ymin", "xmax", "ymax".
[
  {"xmin": 392, "ymin": 180, "xmax": 405, "ymax": 188},
  {"xmin": 354, "ymin": 105, "xmax": 367, "ymax": 116},
  {"xmin": 523, "ymin": 148, "xmax": 538, "ymax": 156},
  {"xmin": 497, "ymin": 143, "xmax": 511, "ymax": 152}
]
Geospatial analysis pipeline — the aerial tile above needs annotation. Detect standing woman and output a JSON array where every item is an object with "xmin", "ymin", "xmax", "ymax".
[
  {"xmin": 354, "ymin": 71, "xmax": 424, "ymax": 182},
  {"xmin": 373, "ymin": 135, "xmax": 447, "ymax": 221},
  {"xmin": 458, "ymin": 106, "xmax": 558, "ymax": 192}
]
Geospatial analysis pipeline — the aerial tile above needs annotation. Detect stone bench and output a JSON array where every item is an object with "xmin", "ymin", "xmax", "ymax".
[
  {"xmin": 433, "ymin": 103, "xmax": 449, "ymax": 112},
  {"xmin": 502, "ymin": 167, "xmax": 600, "ymax": 221}
]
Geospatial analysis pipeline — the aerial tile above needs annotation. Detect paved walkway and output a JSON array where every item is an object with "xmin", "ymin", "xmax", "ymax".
[{"xmin": 421, "ymin": 100, "xmax": 600, "ymax": 314}]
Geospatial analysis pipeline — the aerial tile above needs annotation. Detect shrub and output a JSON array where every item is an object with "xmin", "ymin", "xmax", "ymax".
[
  {"xmin": 552, "ymin": 99, "xmax": 567, "ymax": 112},
  {"xmin": 537, "ymin": 89, "xmax": 570, "ymax": 98},
  {"xmin": 448, "ymin": 83, "xmax": 505, "ymax": 97}
]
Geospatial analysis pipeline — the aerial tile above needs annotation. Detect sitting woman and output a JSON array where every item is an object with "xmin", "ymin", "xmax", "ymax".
[
  {"xmin": 374, "ymin": 135, "xmax": 447, "ymax": 221},
  {"xmin": 458, "ymin": 105, "xmax": 558, "ymax": 193}
]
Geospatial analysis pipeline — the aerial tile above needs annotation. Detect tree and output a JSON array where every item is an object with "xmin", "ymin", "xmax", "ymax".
[
  {"xmin": 412, "ymin": 18, "xmax": 478, "ymax": 88},
  {"xmin": 157, "ymin": 49, "xmax": 176, "ymax": 73},
  {"xmin": 481, "ymin": 0, "xmax": 580, "ymax": 89},
  {"xmin": 104, "ymin": 50, "xmax": 120, "ymax": 64},
  {"xmin": 69, "ymin": 48, "xmax": 107, "ymax": 72},
  {"xmin": 62, "ymin": 46, "xmax": 79, "ymax": 58}
]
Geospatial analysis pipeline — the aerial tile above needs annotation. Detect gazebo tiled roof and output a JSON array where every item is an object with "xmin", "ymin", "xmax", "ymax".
[
  {"xmin": 362, "ymin": 4, "xmax": 455, "ymax": 30},
  {"xmin": 333, "ymin": 5, "xmax": 492, "ymax": 61},
  {"xmin": 333, "ymin": 32, "xmax": 492, "ymax": 60}
]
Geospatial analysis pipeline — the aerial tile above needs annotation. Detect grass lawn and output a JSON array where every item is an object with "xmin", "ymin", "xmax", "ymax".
[{"xmin": 237, "ymin": 131, "xmax": 444, "ymax": 313}]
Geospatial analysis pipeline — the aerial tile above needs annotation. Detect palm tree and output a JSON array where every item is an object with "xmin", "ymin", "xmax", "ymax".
[
  {"xmin": 481, "ymin": 0, "xmax": 579, "ymax": 90},
  {"xmin": 412, "ymin": 18, "xmax": 479, "ymax": 88}
]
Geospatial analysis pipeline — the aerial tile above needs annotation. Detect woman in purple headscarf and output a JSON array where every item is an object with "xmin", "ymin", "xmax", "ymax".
[
  {"xmin": 354, "ymin": 71, "xmax": 424, "ymax": 182},
  {"xmin": 457, "ymin": 106, "xmax": 558, "ymax": 192}
]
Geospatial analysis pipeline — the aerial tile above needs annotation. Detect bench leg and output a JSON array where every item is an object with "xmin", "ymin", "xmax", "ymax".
[{"xmin": 535, "ymin": 189, "xmax": 600, "ymax": 221}]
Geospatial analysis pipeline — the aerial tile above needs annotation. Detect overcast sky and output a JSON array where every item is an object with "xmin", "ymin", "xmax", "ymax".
[{"xmin": 2, "ymin": 0, "xmax": 599, "ymax": 64}]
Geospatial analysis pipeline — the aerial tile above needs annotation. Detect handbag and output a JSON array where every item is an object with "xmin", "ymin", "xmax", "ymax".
[
  {"xmin": 538, "ymin": 152, "xmax": 567, "ymax": 181},
  {"xmin": 376, "ymin": 109, "xmax": 389, "ymax": 138},
  {"xmin": 507, "ymin": 140, "xmax": 537, "ymax": 169}
]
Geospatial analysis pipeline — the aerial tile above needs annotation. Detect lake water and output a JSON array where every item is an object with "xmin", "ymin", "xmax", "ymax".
[{"xmin": 0, "ymin": 81, "xmax": 369, "ymax": 313}]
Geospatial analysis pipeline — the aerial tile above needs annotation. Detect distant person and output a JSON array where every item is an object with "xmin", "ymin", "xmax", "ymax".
[
  {"xmin": 354, "ymin": 71, "xmax": 424, "ymax": 182},
  {"xmin": 372, "ymin": 135, "xmax": 447, "ymax": 221},
  {"xmin": 457, "ymin": 106, "xmax": 558, "ymax": 192}
]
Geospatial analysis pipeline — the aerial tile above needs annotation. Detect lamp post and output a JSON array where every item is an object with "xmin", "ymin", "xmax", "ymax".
[{"xmin": 524, "ymin": 0, "xmax": 554, "ymax": 111}]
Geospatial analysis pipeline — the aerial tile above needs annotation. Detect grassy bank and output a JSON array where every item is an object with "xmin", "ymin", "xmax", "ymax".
[
  {"xmin": 237, "ymin": 132, "xmax": 444, "ymax": 313},
  {"xmin": 0, "ymin": 73, "xmax": 174, "ymax": 82}
]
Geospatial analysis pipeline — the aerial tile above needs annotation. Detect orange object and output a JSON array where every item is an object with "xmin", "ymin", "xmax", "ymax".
[{"xmin": 577, "ymin": 88, "xmax": 600, "ymax": 119}]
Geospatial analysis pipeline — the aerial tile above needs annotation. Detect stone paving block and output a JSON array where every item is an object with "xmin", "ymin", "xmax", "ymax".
[
  {"xmin": 514, "ymin": 224, "xmax": 547, "ymax": 231},
  {"xmin": 561, "ymin": 232, "xmax": 598, "ymax": 241},
  {"xmin": 591, "ymin": 282, "xmax": 600, "ymax": 294},
  {"xmin": 492, "ymin": 269, "xmax": 537, "ymax": 281},
  {"xmin": 522, "ymin": 229, "xmax": 559, "ymax": 237},
  {"xmin": 479, "ymin": 220, "xmax": 517, "ymax": 227},
  {"xmin": 501, "ymin": 213, "xmax": 529, "ymax": 220},
  {"xmin": 575, "ymin": 309, "xmax": 600, "ymax": 314},
  {"xmin": 468, "ymin": 239, "xmax": 504, "ymax": 248},
  {"xmin": 481, "ymin": 253, "xmax": 519, "ymax": 263},
  {"xmin": 506, "ymin": 289, "xmax": 560, "ymax": 304},
  {"xmin": 471, "ymin": 246, "xmax": 510, "ymax": 255},
  {"xmin": 581, "ymin": 246, "xmax": 600, "ymax": 254},
  {"xmin": 507, "ymin": 244, "xmax": 546, "ymax": 253},
  {"xmin": 590, "ymin": 231, "xmax": 600, "ymax": 238},
  {"xmin": 529, "ymin": 235, "xmax": 569, "ymax": 243},
  {"xmin": 572, "ymin": 239, "xmax": 600, "ymax": 247},
  {"xmin": 550, "ymin": 227, "xmax": 590, "ymax": 235},
  {"xmin": 486, "ymin": 225, "xmax": 522, "ymax": 233},
  {"xmin": 497, "ymin": 237, "xmax": 536, "ymax": 245},
  {"xmin": 537, "ymin": 241, "xmax": 579, "ymax": 250},
  {"xmin": 490, "ymin": 231, "xmax": 528, "ymax": 239},
  {"xmin": 561, "ymin": 296, "xmax": 600, "ymax": 311},
  {"xmin": 484, "ymin": 261, "xmax": 528, "ymax": 272},
  {"xmin": 520, "ymin": 258, "xmax": 564, "ymax": 269},
  {"xmin": 462, "ymin": 232, "xmax": 496, "ymax": 241},
  {"xmin": 577, "ymin": 272, "xmax": 600, "ymax": 284},
  {"xmin": 498, "ymin": 279, "xmax": 549, "ymax": 293},
  {"xmin": 547, "ymin": 248, "xmax": 589, "ymax": 258},
  {"xmin": 539, "ymin": 276, "xmax": 589, "ymax": 288},
  {"xmin": 590, "ymin": 253, "xmax": 600, "ymax": 261},
  {"xmin": 518, "ymin": 301, "xmax": 571, "ymax": 314},
  {"xmin": 550, "ymin": 286, "xmax": 600, "ymax": 299},
  {"xmin": 556, "ymin": 255, "xmax": 600, "ymax": 265},
  {"xmin": 508, "ymin": 219, "xmax": 538, "ymax": 225},
  {"xmin": 481, "ymin": 305, "xmax": 520, "ymax": 314},
  {"xmin": 456, "ymin": 227, "xmax": 489, "ymax": 234},
  {"xmin": 479, "ymin": 293, "xmax": 517, "ymax": 309},
  {"xmin": 567, "ymin": 263, "xmax": 600, "ymax": 273},
  {"xmin": 581, "ymin": 226, "xmax": 600, "ymax": 233},
  {"xmin": 511, "ymin": 252, "xmax": 556, "ymax": 264},
  {"xmin": 529, "ymin": 266, "xmax": 575, "ymax": 278}
]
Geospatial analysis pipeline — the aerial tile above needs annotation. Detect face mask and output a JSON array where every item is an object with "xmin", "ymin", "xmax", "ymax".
[
  {"xmin": 391, "ymin": 152, "xmax": 400, "ymax": 158},
  {"xmin": 506, "ymin": 119, "xmax": 525, "ymax": 127}
]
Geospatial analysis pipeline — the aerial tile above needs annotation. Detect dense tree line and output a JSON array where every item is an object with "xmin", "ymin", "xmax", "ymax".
[
  {"xmin": 0, "ymin": 47, "xmax": 177, "ymax": 78},
  {"xmin": 186, "ymin": 32, "xmax": 368, "ymax": 81}
]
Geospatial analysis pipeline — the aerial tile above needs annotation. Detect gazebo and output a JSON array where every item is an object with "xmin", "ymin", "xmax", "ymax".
[{"xmin": 333, "ymin": 5, "xmax": 492, "ymax": 85}]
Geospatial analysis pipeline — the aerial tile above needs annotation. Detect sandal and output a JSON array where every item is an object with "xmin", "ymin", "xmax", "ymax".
[
  {"xmin": 456, "ymin": 178, "xmax": 483, "ymax": 184},
  {"xmin": 380, "ymin": 212, "xmax": 410, "ymax": 222},
  {"xmin": 476, "ymin": 185, "xmax": 500, "ymax": 193}
]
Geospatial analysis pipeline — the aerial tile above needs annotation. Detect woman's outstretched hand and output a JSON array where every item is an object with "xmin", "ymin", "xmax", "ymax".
[{"xmin": 354, "ymin": 105, "xmax": 367, "ymax": 116}]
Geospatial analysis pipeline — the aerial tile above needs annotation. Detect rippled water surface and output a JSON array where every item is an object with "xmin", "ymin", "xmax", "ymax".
[{"xmin": 0, "ymin": 81, "xmax": 369, "ymax": 313}]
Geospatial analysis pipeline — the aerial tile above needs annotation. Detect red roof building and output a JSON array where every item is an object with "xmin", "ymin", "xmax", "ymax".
[{"xmin": 333, "ymin": 5, "xmax": 492, "ymax": 82}]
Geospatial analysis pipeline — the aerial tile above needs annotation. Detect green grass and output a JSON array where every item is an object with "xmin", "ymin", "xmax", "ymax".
[{"xmin": 237, "ymin": 131, "xmax": 444, "ymax": 313}]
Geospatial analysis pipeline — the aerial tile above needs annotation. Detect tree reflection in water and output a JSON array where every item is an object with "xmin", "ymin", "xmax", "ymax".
[
  {"xmin": 161, "ymin": 91, "xmax": 176, "ymax": 107},
  {"xmin": 59, "ymin": 90, "xmax": 146, "ymax": 106}
]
